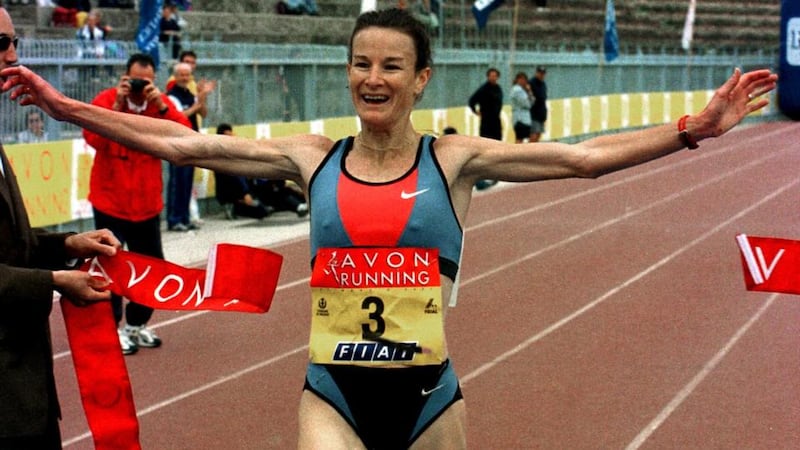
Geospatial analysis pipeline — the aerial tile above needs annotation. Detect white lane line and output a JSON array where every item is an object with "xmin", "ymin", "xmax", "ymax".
[
  {"xmin": 625, "ymin": 293, "xmax": 779, "ymax": 450},
  {"xmin": 62, "ymin": 345, "xmax": 309, "ymax": 447},
  {"xmin": 460, "ymin": 178, "xmax": 798, "ymax": 385}
]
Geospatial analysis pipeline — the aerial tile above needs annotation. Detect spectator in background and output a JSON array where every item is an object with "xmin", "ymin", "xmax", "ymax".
[
  {"xmin": 165, "ymin": 50, "xmax": 196, "ymax": 92},
  {"xmin": 213, "ymin": 124, "xmax": 275, "ymax": 220},
  {"xmin": 250, "ymin": 179, "xmax": 309, "ymax": 218},
  {"xmin": 83, "ymin": 53, "xmax": 191, "ymax": 356},
  {"xmin": 54, "ymin": 0, "xmax": 90, "ymax": 11},
  {"xmin": 17, "ymin": 109, "xmax": 49, "ymax": 143},
  {"xmin": 276, "ymin": 0, "xmax": 319, "ymax": 15},
  {"xmin": 166, "ymin": 50, "xmax": 216, "ymax": 226},
  {"xmin": 469, "ymin": 67, "xmax": 503, "ymax": 190},
  {"xmin": 535, "ymin": 0, "xmax": 547, "ymax": 12},
  {"xmin": 75, "ymin": 10, "xmax": 105, "ymax": 59},
  {"xmin": 166, "ymin": 61, "xmax": 214, "ymax": 231},
  {"xmin": 93, "ymin": 9, "xmax": 114, "ymax": 37},
  {"xmin": 173, "ymin": 0, "xmax": 192, "ymax": 10},
  {"xmin": 51, "ymin": 0, "xmax": 90, "ymax": 27},
  {"xmin": 510, "ymin": 71, "xmax": 532, "ymax": 143},
  {"xmin": 159, "ymin": 1, "xmax": 182, "ymax": 59},
  {"xmin": 528, "ymin": 65, "xmax": 548, "ymax": 143},
  {"xmin": 165, "ymin": 51, "xmax": 217, "ymax": 115},
  {"xmin": 397, "ymin": 0, "xmax": 438, "ymax": 29},
  {"xmin": 97, "ymin": 0, "xmax": 136, "ymax": 7},
  {"xmin": 213, "ymin": 123, "xmax": 306, "ymax": 220},
  {"xmin": 469, "ymin": 67, "xmax": 503, "ymax": 141}
]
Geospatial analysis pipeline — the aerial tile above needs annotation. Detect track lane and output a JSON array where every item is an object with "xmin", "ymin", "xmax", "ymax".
[{"xmin": 52, "ymin": 121, "xmax": 799, "ymax": 449}]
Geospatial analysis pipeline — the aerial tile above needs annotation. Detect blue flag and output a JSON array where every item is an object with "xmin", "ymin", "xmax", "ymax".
[
  {"xmin": 472, "ymin": 0, "xmax": 505, "ymax": 30},
  {"xmin": 604, "ymin": 0, "xmax": 619, "ymax": 62},
  {"xmin": 136, "ymin": 0, "xmax": 163, "ymax": 68}
]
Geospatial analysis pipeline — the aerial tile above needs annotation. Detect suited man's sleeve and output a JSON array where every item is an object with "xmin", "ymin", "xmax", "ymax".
[
  {"xmin": 0, "ymin": 231, "xmax": 74, "ymax": 319},
  {"xmin": 31, "ymin": 231, "xmax": 77, "ymax": 270},
  {"xmin": 0, "ymin": 264, "xmax": 55, "ymax": 320}
]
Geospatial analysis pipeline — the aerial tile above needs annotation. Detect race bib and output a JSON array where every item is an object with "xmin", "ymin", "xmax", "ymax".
[{"xmin": 309, "ymin": 247, "xmax": 445, "ymax": 366}]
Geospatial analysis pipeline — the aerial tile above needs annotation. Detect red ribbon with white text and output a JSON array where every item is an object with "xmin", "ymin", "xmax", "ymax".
[
  {"xmin": 736, "ymin": 234, "xmax": 800, "ymax": 295},
  {"xmin": 62, "ymin": 244, "xmax": 283, "ymax": 450}
]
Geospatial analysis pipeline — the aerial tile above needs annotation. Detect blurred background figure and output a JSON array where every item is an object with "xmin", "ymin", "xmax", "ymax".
[
  {"xmin": 276, "ymin": 0, "xmax": 319, "ymax": 16},
  {"xmin": 17, "ymin": 109, "xmax": 49, "ymax": 144},
  {"xmin": 250, "ymin": 179, "xmax": 309, "ymax": 218},
  {"xmin": 510, "ymin": 71, "xmax": 532, "ymax": 144},
  {"xmin": 469, "ymin": 67, "xmax": 503, "ymax": 190},
  {"xmin": 165, "ymin": 50, "xmax": 217, "ymax": 227},
  {"xmin": 213, "ymin": 124, "xmax": 275, "ymax": 220},
  {"xmin": 159, "ymin": 1, "xmax": 183, "ymax": 59},
  {"xmin": 75, "ymin": 10, "xmax": 105, "ymax": 59},
  {"xmin": 166, "ymin": 60, "xmax": 214, "ymax": 231},
  {"xmin": 528, "ymin": 66, "xmax": 548, "ymax": 143}
]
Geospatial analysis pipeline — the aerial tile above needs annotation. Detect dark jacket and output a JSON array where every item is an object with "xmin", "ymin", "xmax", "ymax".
[
  {"xmin": 468, "ymin": 81, "xmax": 503, "ymax": 140},
  {"xmin": 529, "ymin": 77, "xmax": 548, "ymax": 122},
  {"xmin": 0, "ymin": 145, "xmax": 74, "ymax": 438}
]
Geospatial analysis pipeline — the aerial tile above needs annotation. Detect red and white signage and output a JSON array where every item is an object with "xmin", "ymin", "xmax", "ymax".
[{"xmin": 736, "ymin": 234, "xmax": 800, "ymax": 295}]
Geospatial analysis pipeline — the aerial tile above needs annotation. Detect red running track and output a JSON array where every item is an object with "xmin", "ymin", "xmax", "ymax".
[{"xmin": 51, "ymin": 121, "xmax": 800, "ymax": 449}]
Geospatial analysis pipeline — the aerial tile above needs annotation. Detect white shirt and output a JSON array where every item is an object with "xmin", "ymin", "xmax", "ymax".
[{"xmin": 17, "ymin": 130, "xmax": 49, "ymax": 144}]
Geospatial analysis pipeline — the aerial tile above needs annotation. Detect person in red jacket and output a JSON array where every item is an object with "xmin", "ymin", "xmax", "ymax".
[{"xmin": 84, "ymin": 53, "xmax": 191, "ymax": 356}]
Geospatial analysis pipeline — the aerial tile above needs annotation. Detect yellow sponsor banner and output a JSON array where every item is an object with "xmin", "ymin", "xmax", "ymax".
[
  {"xmin": 323, "ymin": 116, "xmax": 361, "ymax": 141},
  {"xmin": 7, "ymin": 141, "xmax": 74, "ymax": 227},
  {"xmin": 411, "ymin": 109, "xmax": 435, "ymax": 134},
  {"xmin": 628, "ymin": 93, "xmax": 646, "ymax": 128},
  {"xmin": 669, "ymin": 91, "xmax": 686, "ymax": 122},
  {"xmin": 268, "ymin": 121, "xmax": 312, "ymax": 138},
  {"xmin": 606, "ymin": 94, "xmax": 623, "ymax": 130},
  {"xmin": 649, "ymin": 92, "xmax": 666, "ymax": 126},
  {"xmin": 233, "ymin": 124, "xmax": 258, "ymax": 139},
  {"xmin": 547, "ymin": 99, "xmax": 564, "ymax": 140},
  {"xmin": 442, "ymin": 107, "xmax": 470, "ymax": 138}
]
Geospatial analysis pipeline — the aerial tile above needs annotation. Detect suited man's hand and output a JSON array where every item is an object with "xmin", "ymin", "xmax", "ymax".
[
  {"xmin": 53, "ymin": 270, "xmax": 112, "ymax": 306},
  {"xmin": 64, "ymin": 229, "xmax": 120, "ymax": 259}
]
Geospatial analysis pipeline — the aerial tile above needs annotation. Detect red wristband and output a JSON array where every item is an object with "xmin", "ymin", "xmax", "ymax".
[{"xmin": 677, "ymin": 114, "xmax": 699, "ymax": 150}]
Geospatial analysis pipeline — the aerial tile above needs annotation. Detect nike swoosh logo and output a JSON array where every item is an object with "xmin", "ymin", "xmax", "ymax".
[
  {"xmin": 421, "ymin": 384, "xmax": 445, "ymax": 396},
  {"xmin": 400, "ymin": 188, "xmax": 430, "ymax": 200}
]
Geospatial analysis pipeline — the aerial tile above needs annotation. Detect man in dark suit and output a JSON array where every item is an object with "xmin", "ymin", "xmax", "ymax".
[{"xmin": 0, "ymin": 7, "xmax": 120, "ymax": 449}]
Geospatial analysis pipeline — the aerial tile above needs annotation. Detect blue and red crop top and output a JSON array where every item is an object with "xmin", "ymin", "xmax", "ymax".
[{"xmin": 308, "ymin": 135, "xmax": 463, "ymax": 279}]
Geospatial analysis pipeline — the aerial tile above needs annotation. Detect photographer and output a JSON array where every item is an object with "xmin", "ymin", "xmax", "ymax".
[{"xmin": 83, "ymin": 53, "xmax": 191, "ymax": 356}]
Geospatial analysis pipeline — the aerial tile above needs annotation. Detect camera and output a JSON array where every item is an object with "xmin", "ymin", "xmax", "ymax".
[{"xmin": 128, "ymin": 78, "xmax": 150, "ymax": 94}]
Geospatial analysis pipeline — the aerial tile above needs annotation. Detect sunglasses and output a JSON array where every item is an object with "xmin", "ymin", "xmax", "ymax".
[{"xmin": 0, "ymin": 35, "xmax": 19, "ymax": 52}]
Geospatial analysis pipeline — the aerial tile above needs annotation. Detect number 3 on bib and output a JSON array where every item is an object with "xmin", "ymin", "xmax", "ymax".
[{"xmin": 309, "ymin": 248, "xmax": 446, "ymax": 366}]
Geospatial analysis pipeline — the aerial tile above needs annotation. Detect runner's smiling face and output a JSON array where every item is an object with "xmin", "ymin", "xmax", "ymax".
[{"xmin": 347, "ymin": 27, "xmax": 430, "ymax": 129}]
